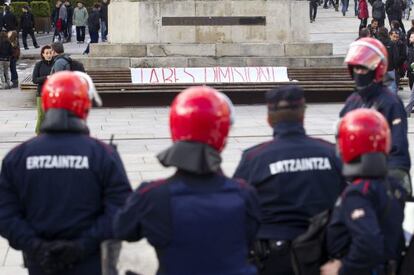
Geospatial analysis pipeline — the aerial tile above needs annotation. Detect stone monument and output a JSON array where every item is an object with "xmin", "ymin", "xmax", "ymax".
[{"xmin": 83, "ymin": 0, "xmax": 338, "ymax": 68}]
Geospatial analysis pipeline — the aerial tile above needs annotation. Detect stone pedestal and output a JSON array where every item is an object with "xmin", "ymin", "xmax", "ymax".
[{"xmin": 88, "ymin": 0, "xmax": 335, "ymax": 68}]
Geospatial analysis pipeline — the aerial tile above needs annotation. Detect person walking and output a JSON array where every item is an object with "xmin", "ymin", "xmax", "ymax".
[
  {"xmin": 100, "ymin": 0, "xmax": 109, "ymax": 41},
  {"xmin": 341, "ymin": 0, "xmax": 350, "ymax": 16},
  {"xmin": 8, "ymin": 31, "xmax": 19, "ymax": 88},
  {"xmin": 0, "ymin": 71, "xmax": 132, "ymax": 275},
  {"xmin": 378, "ymin": 27, "xmax": 400, "ymax": 93},
  {"xmin": 358, "ymin": 0, "xmax": 369, "ymax": 30},
  {"xmin": 73, "ymin": 1, "xmax": 88, "ymax": 43},
  {"xmin": 58, "ymin": 0, "xmax": 68, "ymax": 41},
  {"xmin": 321, "ymin": 109, "xmax": 406, "ymax": 275},
  {"xmin": 0, "ymin": 31, "xmax": 12, "ymax": 89},
  {"xmin": 64, "ymin": 0, "xmax": 73, "ymax": 42},
  {"xmin": 233, "ymin": 85, "xmax": 346, "ymax": 275},
  {"xmin": 372, "ymin": 0, "xmax": 386, "ymax": 26},
  {"xmin": 20, "ymin": 6, "xmax": 39, "ymax": 50},
  {"xmin": 32, "ymin": 45, "xmax": 53, "ymax": 134},
  {"xmin": 83, "ymin": 4, "xmax": 100, "ymax": 54},
  {"xmin": 114, "ymin": 86, "xmax": 259, "ymax": 275}
]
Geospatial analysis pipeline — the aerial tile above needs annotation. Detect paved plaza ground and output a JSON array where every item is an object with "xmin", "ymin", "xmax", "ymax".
[{"xmin": 0, "ymin": 4, "xmax": 414, "ymax": 275}]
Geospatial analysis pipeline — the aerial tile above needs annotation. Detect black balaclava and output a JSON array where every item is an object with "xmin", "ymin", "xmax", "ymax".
[{"xmin": 353, "ymin": 70, "xmax": 375, "ymax": 91}]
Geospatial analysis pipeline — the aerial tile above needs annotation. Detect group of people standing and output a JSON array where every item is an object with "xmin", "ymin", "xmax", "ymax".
[{"xmin": 51, "ymin": 0, "xmax": 109, "ymax": 49}]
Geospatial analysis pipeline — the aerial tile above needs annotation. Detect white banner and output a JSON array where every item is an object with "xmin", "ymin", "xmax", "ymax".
[{"xmin": 130, "ymin": 67, "xmax": 289, "ymax": 84}]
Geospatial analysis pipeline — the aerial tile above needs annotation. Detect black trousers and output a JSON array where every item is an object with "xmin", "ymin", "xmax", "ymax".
[
  {"xmin": 253, "ymin": 240, "xmax": 294, "ymax": 275},
  {"xmin": 76, "ymin": 26, "xmax": 86, "ymax": 42},
  {"xmin": 359, "ymin": 18, "xmax": 368, "ymax": 30},
  {"xmin": 310, "ymin": 2, "xmax": 318, "ymax": 20},
  {"xmin": 22, "ymin": 29, "xmax": 38, "ymax": 48}
]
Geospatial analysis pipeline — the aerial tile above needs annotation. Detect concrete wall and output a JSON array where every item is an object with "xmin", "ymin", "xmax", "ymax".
[{"xmin": 108, "ymin": 0, "xmax": 309, "ymax": 44}]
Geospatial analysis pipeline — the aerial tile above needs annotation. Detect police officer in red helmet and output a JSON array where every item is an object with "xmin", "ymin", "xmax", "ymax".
[
  {"xmin": 0, "ymin": 71, "xmax": 132, "ymax": 275},
  {"xmin": 321, "ymin": 109, "xmax": 406, "ymax": 275},
  {"xmin": 113, "ymin": 86, "xmax": 260, "ymax": 275},
  {"xmin": 340, "ymin": 37, "xmax": 411, "ymax": 196}
]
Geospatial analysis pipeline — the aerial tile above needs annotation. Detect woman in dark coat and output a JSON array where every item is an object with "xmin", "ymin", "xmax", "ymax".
[{"xmin": 32, "ymin": 45, "xmax": 53, "ymax": 134}]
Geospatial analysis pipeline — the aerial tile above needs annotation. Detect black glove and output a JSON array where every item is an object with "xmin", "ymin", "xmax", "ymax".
[{"xmin": 29, "ymin": 240, "xmax": 84, "ymax": 274}]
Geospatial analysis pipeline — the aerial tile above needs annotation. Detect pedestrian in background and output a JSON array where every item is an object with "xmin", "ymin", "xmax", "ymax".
[
  {"xmin": 73, "ymin": 1, "xmax": 88, "ymax": 43},
  {"xmin": 100, "ymin": 0, "xmax": 109, "ymax": 41},
  {"xmin": 83, "ymin": 4, "xmax": 100, "ymax": 55},
  {"xmin": 341, "ymin": 0, "xmax": 349, "ymax": 16},
  {"xmin": 3, "ymin": 5, "xmax": 17, "ymax": 32},
  {"xmin": 8, "ymin": 31, "xmax": 19, "ymax": 88},
  {"xmin": 386, "ymin": 0, "xmax": 406, "ymax": 33},
  {"xmin": 51, "ymin": 1, "xmax": 64, "ymax": 42},
  {"xmin": 310, "ymin": 0, "xmax": 319, "ymax": 22},
  {"xmin": 0, "ymin": 31, "xmax": 12, "ymax": 89},
  {"xmin": 20, "ymin": 5, "xmax": 39, "ymax": 50},
  {"xmin": 372, "ymin": 0, "xmax": 386, "ymax": 26},
  {"xmin": 358, "ymin": 0, "xmax": 369, "ymax": 30},
  {"xmin": 32, "ymin": 45, "xmax": 53, "ymax": 134},
  {"xmin": 378, "ymin": 27, "xmax": 400, "ymax": 93},
  {"xmin": 64, "ymin": 0, "xmax": 73, "ymax": 42},
  {"xmin": 367, "ymin": 18, "xmax": 380, "ymax": 37}
]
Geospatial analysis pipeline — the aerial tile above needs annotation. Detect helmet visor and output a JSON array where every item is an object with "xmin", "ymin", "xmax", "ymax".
[
  {"xmin": 74, "ymin": 71, "xmax": 102, "ymax": 107},
  {"xmin": 345, "ymin": 41, "xmax": 386, "ymax": 71}
]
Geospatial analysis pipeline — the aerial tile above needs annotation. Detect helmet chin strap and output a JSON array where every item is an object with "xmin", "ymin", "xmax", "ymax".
[{"xmin": 353, "ymin": 70, "xmax": 376, "ymax": 91}]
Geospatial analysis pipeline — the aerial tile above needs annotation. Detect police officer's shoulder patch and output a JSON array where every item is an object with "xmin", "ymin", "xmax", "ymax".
[
  {"xmin": 392, "ymin": 118, "xmax": 402, "ymax": 125},
  {"xmin": 350, "ymin": 208, "xmax": 365, "ymax": 220}
]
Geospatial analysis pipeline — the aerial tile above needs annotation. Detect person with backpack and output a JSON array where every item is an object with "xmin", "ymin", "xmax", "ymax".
[
  {"xmin": 114, "ymin": 86, "xmax": 260, "ymax": 275},
  {"xmin": 321, "ymin": 109, "xmax": 406, "ymax": 275},
  {"xmin": 372, "ymin": 0, "xmax": 386, "ymax": 26},
  {"xmin": 20, "ymin": 5, "xmax": 39, "ymax": 50},
  {"xmin": 233, "ymin": 85, "xmax": 346, "ymax": 275},
  {"xmin": 50, "ymin": 42, "xmax": 70, "ymax": 73},
  {"xmin": 386, "ymin": 0, "xmax": 406, "ymax": 33}
]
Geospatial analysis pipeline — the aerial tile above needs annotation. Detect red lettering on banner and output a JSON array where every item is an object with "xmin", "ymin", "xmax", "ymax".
[
  {"xmin": 219, "ymin": 67, "xmax": 233, "ymax": 83},
  {"xmin": 149, "ymin": 69, "xmax": 159, "ymax": 83},
  {"xmin": 233, "ymin": 67, "xmax": 246, "ymax": 82},
  {"xmin": 245, "ymin": 67, "xmax": 251, "ymax": 82},
  {"xmin": 184, "ymin": 68, "xmax": 195, "ymax": 83},
  {"xmin": 173, "ymin": 68, "xmax": 179, "ymax": 82},
  {"xmin": 256, "ymin": 67, "xmax": 270, "ymax": 82},
  {"xmin": 162, "ymin": 68, "xmax": 174, "ymax": 83},
  {"xmin": 214, "ymin": 67, "xmax": 220, "ymax": 82},
  {"xmin": 140, "ymin": 69, "xmax": 144, "ymax": 84}
]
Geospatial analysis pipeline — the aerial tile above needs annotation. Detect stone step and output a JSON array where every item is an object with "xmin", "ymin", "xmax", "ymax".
[
  {"xmin": 73, "ymin": 55, "xmax": 345, "ymax": 69},
  {"xmin": 89, "ymin": 42, "xmax": 333, "ymax": 58}
]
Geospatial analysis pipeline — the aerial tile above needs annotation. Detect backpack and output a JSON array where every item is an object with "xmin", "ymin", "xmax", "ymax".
[
  {"xmin": 62, "ymin": 56, "xmax": 86, "ymax": 72},
  {"xmin": 290, "ymin": 210, "xmax": 331, "ymax": 275}
]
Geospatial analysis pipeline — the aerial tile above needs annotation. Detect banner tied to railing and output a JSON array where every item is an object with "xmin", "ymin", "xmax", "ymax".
[{"xmin": 130, "ymin": 67, "xmax": 289, "ymax": 84}]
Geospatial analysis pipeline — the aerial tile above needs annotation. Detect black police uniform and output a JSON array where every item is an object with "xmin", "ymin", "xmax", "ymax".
[
  {"xmin": 326, "ymin": 177, "xmax": 406, "ymax": 275},
  {"xmin": 114, "ymin": 141, "xmax": 260, "ymax": 275},
  {"xmin": 0, "ymin": 110, "xmax": 132, "ymax": 275},
  {"xmin": 340, "ymin": 83, "xmax": 411, "ymax": 193},
  {"xmin": 233, "ymin": 86, "xmax": 346, "ymax": 275}
]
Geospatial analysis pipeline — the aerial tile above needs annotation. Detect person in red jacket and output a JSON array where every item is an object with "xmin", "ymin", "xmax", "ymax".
[{"xmin": 358, "ymin": 0, "xmax": 369, "ymax": 30}]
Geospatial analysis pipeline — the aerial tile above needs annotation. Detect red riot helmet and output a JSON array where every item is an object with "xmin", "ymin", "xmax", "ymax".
[
  {"xmin": 345, "ymin": 37, "xmax": 388, "ymax": 82},
  {"xmin": 337, "ymin": 109, "xmax": 391, "ymax": 163},
  {"xmin": 170, "ymin": 86, "xmax": 234, "ymax": 152},
  {"xmin": 41, "ymin": 71, "xmax": 102, "ymax": 119}
]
